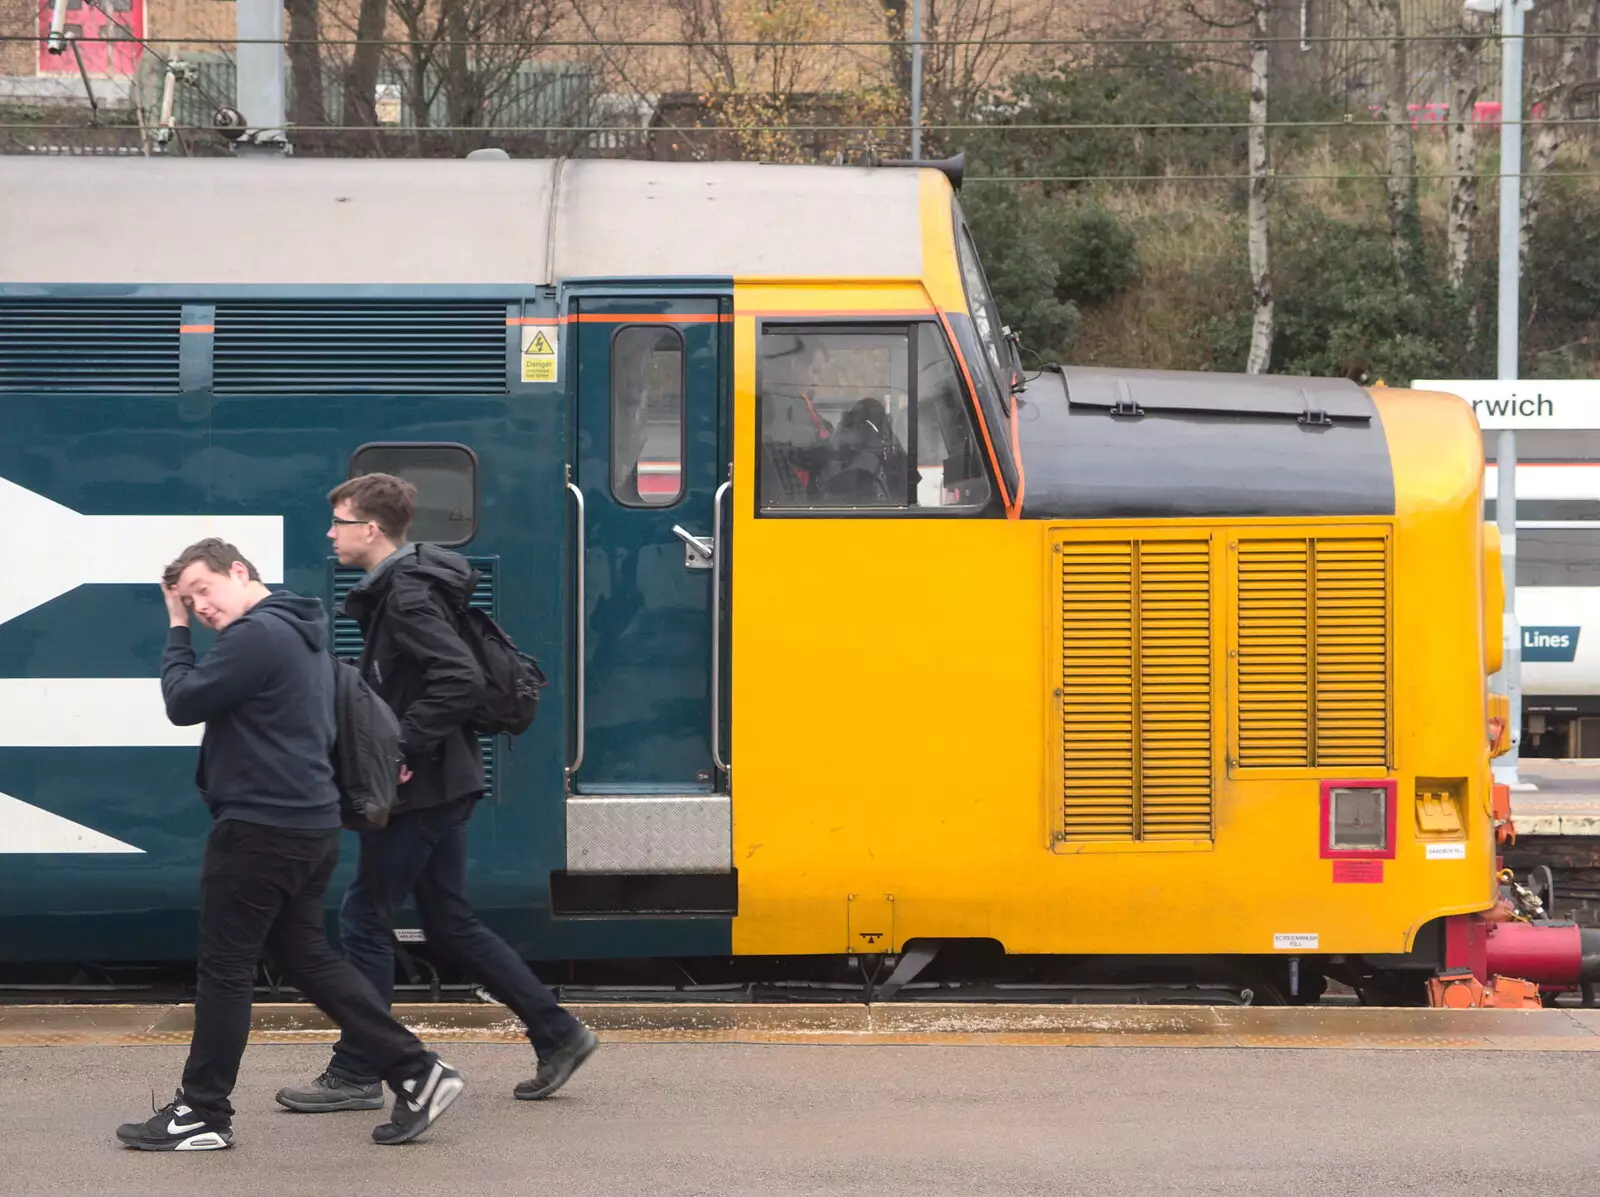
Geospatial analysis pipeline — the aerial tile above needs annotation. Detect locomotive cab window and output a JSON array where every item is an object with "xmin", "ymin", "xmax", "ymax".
[
  {"xmin": 349, "ymin": 443, "xmax": 477, "ymax": 545},
  {"xmin": 612, "ymin": 325, "xmax": 685, "ymax": 507},
  {"xmin": 757, "ymin": 323, "xmax": 991, "ymax": 513},
  {"xmin": 954, "ymin": 214, "xmax": 1008, "ymax": 397}
]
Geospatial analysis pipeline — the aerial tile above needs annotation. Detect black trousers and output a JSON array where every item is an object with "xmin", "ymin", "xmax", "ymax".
[
  {"xmin": 330, "ymin": 797, "xmax": 582, "ymax": 1083},
  {"xmin": 180, "ymin": 819, "xmax": 432, "ymax": 1122}
]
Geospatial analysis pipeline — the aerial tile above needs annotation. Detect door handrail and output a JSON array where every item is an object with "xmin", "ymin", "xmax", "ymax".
[
  {"xmin": 711, "ymin": 480, "xmax": 732, "ymax": 775},
  {"xmin": 566, "ymin": 479, "xmax": 586, "ymax": 780}
]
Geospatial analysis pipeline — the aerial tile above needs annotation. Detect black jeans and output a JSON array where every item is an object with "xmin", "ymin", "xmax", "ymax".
[
  {"xmin": 329, "ymin": 797, "xmax": 581, "ymax": 1085},
  {"xmin": 180, "ymin": 819, "xmax": 433, "ymax": 1122}
]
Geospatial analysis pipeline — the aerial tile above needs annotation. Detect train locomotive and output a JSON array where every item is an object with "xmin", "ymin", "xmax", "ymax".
[{"xmin": 1, "ymin": 154, "xmax": 1593, "ymax": 1005}]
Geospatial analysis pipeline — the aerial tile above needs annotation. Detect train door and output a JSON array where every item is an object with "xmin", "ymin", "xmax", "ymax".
[{"xmin": 565, "ymin": 293, "xmax": 733, "ymax": 883}]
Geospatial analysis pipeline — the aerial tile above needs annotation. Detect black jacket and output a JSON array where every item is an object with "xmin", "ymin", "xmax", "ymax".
[
  {"xmin": 161, "ymin": 592, "xmax": 342, "ymax": 831},
  {"xmin": 342, "ymin": 544, "xmax": 485, "ymax": 814}
]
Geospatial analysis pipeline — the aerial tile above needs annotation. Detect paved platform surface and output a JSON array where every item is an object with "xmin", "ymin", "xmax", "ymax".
[
  {"xmin": 1510, "ymin": 760, "xmax": 1600, "ymax": 835},
  {"xmin": 5, "ymin": 1038, "xmax": 1598, "ymax": 1196},
  {"xmin": 6, "ymin": 1001, "xmax": 1600, "ymax": 1049}
]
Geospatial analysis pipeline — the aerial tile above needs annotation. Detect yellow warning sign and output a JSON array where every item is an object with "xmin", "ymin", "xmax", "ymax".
[{"xmin": 521, "ymin": 326, "xmax": 559, "ymax": 384}]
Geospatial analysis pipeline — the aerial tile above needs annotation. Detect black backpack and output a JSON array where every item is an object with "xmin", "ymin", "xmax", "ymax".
[
  {"xmin": 455, "ymin": 603, "xmax": 547, "ymax": 737},
  {"xmin": 329, "ymin": 653, "xmax": 402, "ymax": 831}
]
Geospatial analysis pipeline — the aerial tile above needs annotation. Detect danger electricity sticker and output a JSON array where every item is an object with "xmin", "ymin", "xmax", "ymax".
[{"xmin": 521, "ymin": 326, "xmax": 559, "ymax": 383}]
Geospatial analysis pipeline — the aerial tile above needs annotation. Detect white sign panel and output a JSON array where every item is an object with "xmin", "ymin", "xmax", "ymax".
[
  {"xmin": 1517, "ymin": 588, "xmax": 1600, "ymax": 696},
  {"xmin": 1273, "ymin": 933, "xmax": 1319, "ymax": 951},
  {"xmin": 1413, "ymin": 379, "xmax": 1600, "ymax": 430}
]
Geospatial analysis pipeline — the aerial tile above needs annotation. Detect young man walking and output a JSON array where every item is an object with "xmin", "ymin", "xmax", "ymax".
[
  {"xmin": 116, "ymin": 539, "xmax": 464, "ymax": 1151},
  {"xmin": 276, "ymin": 474, "xmax": 596, "ymax": 1114}
]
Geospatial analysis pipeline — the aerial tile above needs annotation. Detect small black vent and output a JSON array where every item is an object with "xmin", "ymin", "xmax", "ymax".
[
  {"xmin": 330, "ymin": 568, "xmax": 366, "ymax": 663},
  {"xmin": 0, "ymin": 300, "xmax": 182, "ymax": 392},
  {"xmin": 213, "ymin": 302, "xmax": 507, "ymax": 394},
  {"xmin": 330, "ymin": 558, "xmax": 500, "ymax": 800}
]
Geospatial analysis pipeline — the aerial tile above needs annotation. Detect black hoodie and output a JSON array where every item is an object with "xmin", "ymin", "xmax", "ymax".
[
  {"xmin": 161, "ymin": 591, "xmax": 341, "ymax": 830},
  {"xmin": 342, "ymin": 543, "xmax": 485, "ymax": 814}
]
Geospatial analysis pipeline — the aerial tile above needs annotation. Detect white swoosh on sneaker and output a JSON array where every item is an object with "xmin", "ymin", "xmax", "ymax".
[
  {"xmin": 428, "ymin": 1076, "xmax": 463, "ymax": 1120},
  {"xmin": 168, "ymin": 1119, "xmax": 206, "ymax": 1134}
]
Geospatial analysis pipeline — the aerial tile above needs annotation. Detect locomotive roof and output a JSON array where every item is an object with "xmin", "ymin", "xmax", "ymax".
[{"xmin": 0, "ymin": 158, "xmax": 927, "ymax": 287}]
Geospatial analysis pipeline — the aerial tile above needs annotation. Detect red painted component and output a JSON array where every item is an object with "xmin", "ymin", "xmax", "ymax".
[
  {"xmin": 1445, "ymin": 914, "xmax": 1489, "ymax": 980},
  {"xmin": 1484, "ymin": 920, "xmax": 1582, "ymax": 986},
  {"xmin": 1332, "ymin": 860, "xmax": 1383, "ymax": 883}
]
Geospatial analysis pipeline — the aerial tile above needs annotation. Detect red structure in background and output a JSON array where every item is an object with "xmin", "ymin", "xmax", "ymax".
[
  {"xmin": 36, "ymin": 0, "xmax": 145, "ymax": 76},
  {"xmin": 1372, "ymin": 101, "xmax": 1549, "ymax": 130}
]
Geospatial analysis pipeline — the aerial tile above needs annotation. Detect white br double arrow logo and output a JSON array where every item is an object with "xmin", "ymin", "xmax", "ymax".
[{"xmin": 0, "ymin": 475, "xmax": 283, "ymax": 854}]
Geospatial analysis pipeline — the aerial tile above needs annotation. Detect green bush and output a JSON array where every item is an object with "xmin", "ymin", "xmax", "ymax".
[
  {"xmin": 952, "ymin": 41, "xmax": 1596, "ymax": 383},
  {"xmin": 1200, "ymin": 204, "xmax": 1488, "ymax": 384},
  {"xmin": 1523, "ymin": 181, "xmax": 1600, "ymax": 379},
  {"xmin": 965, "ymin": 43, "xmax": 1246, "ymax": 193},
  {"xmin": 1055, "ymin": 203, "xmax": 1140, "ymax": 301},
  {"xmin": 964, "ymin": 189, "xmax": 1141, "ymax": 360}
]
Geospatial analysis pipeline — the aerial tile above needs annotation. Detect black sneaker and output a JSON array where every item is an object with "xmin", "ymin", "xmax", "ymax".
[
  {"xmin": 371, "ymin": 1059, "xmax": 465, "ymax": 1146},
  {"xmin": 275, "ymin": 1068, "xmax": 385, "ymax": 1112},
  {"xmin": 513, "ymin": 1024, "xmax": 598, "ymax": 1100},
  {"xmin": 116, "ymin": 1091, "xmax": 233, "ymax": 1151}
]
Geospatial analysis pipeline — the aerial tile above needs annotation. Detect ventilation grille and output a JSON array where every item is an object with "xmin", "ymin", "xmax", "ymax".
[
  {"xmin": 213, "ymin": 302, "xmax": 507, "ymax": 394},
  {"xmin": 1235, "ymin": 536, "xmax": 1389, "ymax": 769},
  {"xmin": 0, "ymin": 300, "xmax": 182, "ymax": 392},
  {"xmin": 1057, "ymin": 538, "xmax": 1213, "ymax": 843},
  {"xmin": 331, "ymin": 559, "xmax": 499, "ymax": 801}
]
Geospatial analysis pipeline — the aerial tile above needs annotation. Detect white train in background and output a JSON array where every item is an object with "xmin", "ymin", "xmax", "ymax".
[{"xmin": 1420, "ymin": 380, "xmax": 1600, "ymax": 757}]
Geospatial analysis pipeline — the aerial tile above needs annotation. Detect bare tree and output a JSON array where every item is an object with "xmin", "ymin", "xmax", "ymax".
[
  {"xmin": 1364, "ymin": 0, "xmax": 1422, "ymax": 272},
  {"xmin": 863, "ymin": 0, "xmax": 1065, "ymax": 145},
  {"xmin": 1521, "ymin": 0, "xmax": 1600, "ymax": 260},
  {"xmin": 664, "ymin": 0, "xmax": 743, "ymax": 92},
  {"xmin": 878, "ymin": 1, "xmax": 913, "ymax": 101},
  {"xmin": 383, "ymin": 0, "xmax": 563, "ymax": 142},
  {"xmin": 284, "ymin": 0, "xmax": 326, "ymax": 130},
  {"xmin": 662, "ymin": 0, "xmax": 887, "ymax": 162},
  {"xmin": 1246, "ymin": 0, "xmax": 1274, "ymax": 374},
  {"xmin": 342, "ymin": 0, "xmax": 388, "ymax": 129},
  {"xmin": 1445, "ymin": 12, "xmax": 1490, "ymax": 293}
]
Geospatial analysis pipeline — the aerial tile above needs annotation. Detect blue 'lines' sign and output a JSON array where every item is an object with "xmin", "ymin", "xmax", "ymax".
[{"xmin": 1523, "ymin": 626, "xmax": 1581, "ymax": 662}]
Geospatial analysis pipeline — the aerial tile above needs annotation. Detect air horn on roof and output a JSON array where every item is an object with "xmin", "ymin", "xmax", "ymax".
[{"xmin": 876, "ymin": 151, "xmax": 965, "ymax": 191}]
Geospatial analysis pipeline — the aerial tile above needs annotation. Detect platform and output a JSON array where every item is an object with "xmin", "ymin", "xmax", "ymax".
[
  {"xmin": 6, "ymin": 1008, "xmax": 1600, "ymax": 1196},
  {"xmin": 1509, "ymin": 759, "xmax": 1600, "ymax": 836},
  {"xmin": 5, "ymin": 1001, "xmax": 1600, "ymax": 1051}
]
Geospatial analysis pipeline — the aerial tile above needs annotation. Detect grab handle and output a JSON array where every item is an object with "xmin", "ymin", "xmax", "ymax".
[
  {"xmin": 711, "ymin": 480, "xmax": 731, "ymax": 775},
  {"xmin": 566, "ymin": 480, "xmax": 586, "ymax": 780}
]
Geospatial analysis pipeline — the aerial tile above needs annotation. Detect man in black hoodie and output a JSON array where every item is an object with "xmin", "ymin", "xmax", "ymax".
[
  {"xmin": 276, "ymin": 475, "xmax": 595, "ymax": 1115},
  {"xmin": 115, "ymin": 538, "xmax": 464, "ymax": 1151}
]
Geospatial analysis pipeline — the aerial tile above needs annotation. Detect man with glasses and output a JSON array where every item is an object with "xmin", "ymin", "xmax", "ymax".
[{"xmin": 276, "ymin": 473, "xmax": 596, "ymax": 1116}]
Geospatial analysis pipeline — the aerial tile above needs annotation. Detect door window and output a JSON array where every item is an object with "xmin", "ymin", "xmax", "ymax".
[
  {"xmin": 757, "ymin": 323, "xmax": 991, "ymax": 512},
  {"xmin": 611, "ymin": 326, "xmax": 685, "ymax": 507}
]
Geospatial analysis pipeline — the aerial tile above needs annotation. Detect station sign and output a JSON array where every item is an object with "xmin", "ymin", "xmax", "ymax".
[
  {"xmin": 1522, "ymin": 626, "xmax": 1581, "ymax": 663},
  {"xmin": 1413, "ymin": 379, "xmax": 1600, "ymax": 429}
]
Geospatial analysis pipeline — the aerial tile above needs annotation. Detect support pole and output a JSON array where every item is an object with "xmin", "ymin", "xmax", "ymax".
[
  {"xmin": 1492, "ymin": 0, "xmax": 1528, "ymax": 785},
  {"xmin": 236, "ymin": 0, "xmax": 288, "ymax": 150}
]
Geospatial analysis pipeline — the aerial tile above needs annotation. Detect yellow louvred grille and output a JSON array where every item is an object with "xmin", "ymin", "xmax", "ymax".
[
  {"xmin": 1057, "ymin": 538, "xmax": 1213, "ymax": 843},
  {"xmin": 1235, "ymin": 536, "xmax": 1389, "ymax": 770}
]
